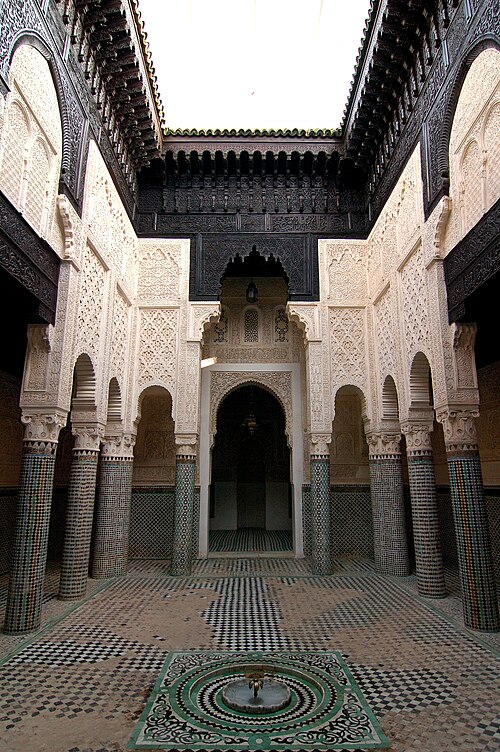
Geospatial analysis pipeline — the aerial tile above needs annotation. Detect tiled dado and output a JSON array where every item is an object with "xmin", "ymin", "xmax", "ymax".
[
  {"xmin": 302, "ymin": 485, "xmax": 373, "ymax": 559},
  {"xmin": 129, "ymin": 487, "xmax": 200, "ymax": 560}
]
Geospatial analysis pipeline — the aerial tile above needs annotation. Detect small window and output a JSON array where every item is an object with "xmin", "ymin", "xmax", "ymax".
[
  {"xmin": 274, "ymin": 308, "xmax": 288, "ymax": 343},
  {"xmin": 244, "ymin": 308, "xmax": 259, "ymax": 342}
]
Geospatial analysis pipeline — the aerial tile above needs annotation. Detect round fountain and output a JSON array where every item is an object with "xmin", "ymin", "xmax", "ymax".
[{"xmin": 222, "ymin": 668, "xmax": 291, "ymax": 715}]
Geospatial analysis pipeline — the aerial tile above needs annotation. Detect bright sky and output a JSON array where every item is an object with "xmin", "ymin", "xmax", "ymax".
[{"xmin": 137, "ymin": 0, "xmax": 372, "ymax": 131}]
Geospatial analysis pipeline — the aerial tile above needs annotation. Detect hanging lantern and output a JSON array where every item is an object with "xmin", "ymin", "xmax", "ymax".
[
  {"xmin": 242, "ymin": 411, "xmax": 258, "ymax": 436},
  {"xmin": 246, "ymin": 278, "xmax": 258, "ymax": 304}
]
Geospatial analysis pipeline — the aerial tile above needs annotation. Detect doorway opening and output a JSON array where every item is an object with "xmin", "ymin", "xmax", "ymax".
[{"xmin": 209, "ymin": 385, "xmax": 292, "ymax": 553}]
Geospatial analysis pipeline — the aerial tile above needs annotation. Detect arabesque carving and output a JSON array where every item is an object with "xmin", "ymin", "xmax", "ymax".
[{"xmin": 435, "ymin": 407, "xmax": 480, "ymax": 452}]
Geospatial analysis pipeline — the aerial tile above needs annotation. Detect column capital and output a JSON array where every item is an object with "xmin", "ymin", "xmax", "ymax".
[
  {"xmin": 101, "ymin": 433, "xmax": 136, "ymax": 460},
  {"xmin": 367, "ymin": 432, "xmax": 401, "ymax": 457},
  {"xmin": 72, "ymin": 423, "xmax": 105, "ymax": 453},
  {"xmin": 435, "ymin": 407, "xmax": 479, "ymax": 453},
  {"xmin": 401, "ymin": 421, "xmax": 434, "ymax": 454},
  {"xmin": 310, "ymin": 433, "xmax": 331, "ymax": 458},
  {"xmin": 175, "ymin": 434, "xmax": 198, "ymax": 459},
  {"xmin": 21, "ymin": 411, "xmax": 67, "ymax": 454}
]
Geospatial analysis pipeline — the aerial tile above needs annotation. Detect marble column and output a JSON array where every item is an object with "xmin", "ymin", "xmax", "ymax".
[
  {"xmin": 310, "ymin": 435, "xmax": 332, "ymax": 575},
  {"xmin": 4, "ymin": 412, "xmax": 66, "ymax": 634},
  {"xmin": 368, "ymin": 432, "xmax": 410, "ymax": 577},
  {"xmin": 58, "ymin": 425, "xmax": 102, "ymax": 599},
  {"xmin": 402, "ymin": 422, "xmax": 446, "ymax": 598},
  {"xmin": 171, "ymin": 439, "xmax": 197, "ymax": 576},
  {"xmin": 92, "ymin": 434, "xmax": 135, "ymax": 579},
  {"xmin": 437, "ymin": 409, "xmax": 499, "ymax": 631}
]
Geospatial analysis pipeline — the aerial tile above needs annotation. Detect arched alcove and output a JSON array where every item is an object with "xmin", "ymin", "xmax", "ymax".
[
  {"xmin": 381, "ymin": 375, "xmax": 400, "ymax": 420},
  {"xmin": 209, "ymin": 385, "xmax": 292, "ymax": 553},
  {"xmin": 130, "ymin": 386, "xmax": 176, "ymax": 560}
]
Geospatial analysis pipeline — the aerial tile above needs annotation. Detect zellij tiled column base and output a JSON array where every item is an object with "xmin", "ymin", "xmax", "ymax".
[
  {"xmin": 59, "ymin": 446, "xmax": 100, "ymax": 599},
  {"xmin": 406, "ymin": 452, "xmax": 446, "ymax": 597},
  {"xmin": 310, "ymin": 445, "xmax": 332, "ymax": 576},
  {"xmin": 4, "ymin": 412, "xmax": 65, "ymax": 634},
  {"xmin": 402, "ymin": 423, "xmax": 446, "ymax": 598},
  {"xmin": 92, "ymin": 459, "xmax": 133, "ymax": 578},
  {"xmin": 447, "ymin": 450, "xmax": 499, "ymax": 631},
  {"xmin": 368, "ymin": 436, "xmax": 409, "ymax": 577},
  {"xmin": 171, "ymin": 449, "xmax": 196, "ymax": 576}
]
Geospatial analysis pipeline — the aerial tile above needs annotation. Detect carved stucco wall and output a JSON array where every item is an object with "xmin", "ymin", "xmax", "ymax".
[
  {"xmin": 444, "ymin": 47, "xmax": 500, "ymax": 255},
  {"xmin": 0, "ymin": 43, "xmax": 64, "ymax": 254}
]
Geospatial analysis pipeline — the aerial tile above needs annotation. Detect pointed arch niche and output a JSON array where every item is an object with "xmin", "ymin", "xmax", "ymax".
[{"xmin": 198, "ymin": 364, "xmax": 304, "ymax": 558}]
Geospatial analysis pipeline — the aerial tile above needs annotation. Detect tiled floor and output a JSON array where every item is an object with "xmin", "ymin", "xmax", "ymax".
[
  {"xmin": 0, "ymin": 558, "xmax": 499, "ymax": 752},
  {"xmin": 208, "ymin": 528, "xmax": 293, "ymax": 552}
]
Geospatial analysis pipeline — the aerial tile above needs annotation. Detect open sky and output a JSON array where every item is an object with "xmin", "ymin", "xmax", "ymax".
[{"xmin": 137, "ymin": 0, "xmax": 373, "ymax": 131}]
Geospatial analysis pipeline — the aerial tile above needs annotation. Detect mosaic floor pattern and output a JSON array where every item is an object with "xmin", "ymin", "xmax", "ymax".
[
  {"xmin": 0, "ymin": 558, "xmax": 499, "ymax": 752},
  {"xmin": 129, "ymin": 651, "xmax": 389, "ymax": 750},
  {"xmin": 208, "ymin": 528, "xmax": 293, "ymax": 552}
]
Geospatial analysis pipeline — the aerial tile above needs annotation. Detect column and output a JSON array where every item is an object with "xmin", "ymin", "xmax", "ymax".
[
  {"xmin": 368, "ymin": 432, "xmax": 410, "ymax": 576},
  {"xmin": 92, "ymin": 434, "xmax": 135, "ymax": 579},
  {"xmin": 310, "ymin": 435, "xmax": 332, "ymax": 575},
  {"xmin": 401, "ymin": 422, "xmax": 446, "ymax": 598},
  {"xmin": 171, "ymin": 438, "xmax": 197, "ymax": 576},
  {"xmin": 4, "ymin": 412, "xmax": 66, "ymax": 634},
  {"xmin": 58, "ymin": 425, "xmax": 102, "ymax": 599},
  {"xmin": 437, "ymin": 409, "xmax": 499, "ymax": 631}
]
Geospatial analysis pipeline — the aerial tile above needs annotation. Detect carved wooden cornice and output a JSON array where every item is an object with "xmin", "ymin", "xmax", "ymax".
[
  {"xmin": 54, "ymin": 0, "xmax": 162, "ymax": 169},
  {"xmin": 0, "ymin": 191, "xmax": 60, "ymax": 324},
  {"xmin": 444, "ymin": 196, "xmax": 500, "ymax": 322}
]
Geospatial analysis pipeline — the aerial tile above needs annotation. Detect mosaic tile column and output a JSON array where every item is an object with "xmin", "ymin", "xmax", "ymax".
[
  {"xmin": 171, "ymin": 440, "xmax": 197, "ymax": 576},
  {"xmin": 58, "ymin": 425, "xmax": 102, "ymax": 600},
  {"xmin": 4, "ymin": 412, "xmax": 66, "ymax": 634},
  {"xmin": 402, "ymin": 422, "xmax": 446, "ymax": 598},
  {"xmin": 368, "ymin": 433, "xmax": 410, "ymax": 577},
  {"xmin": 310, "ymin": 436, "xmax": 332, "ymax": 575},
  {"xmin": 437, "ymin": 409, "xmax": 499, "ymax": 631},
  {"xmin": 92, "ymin": 434, "xmax": 135, "ymax": 579}
]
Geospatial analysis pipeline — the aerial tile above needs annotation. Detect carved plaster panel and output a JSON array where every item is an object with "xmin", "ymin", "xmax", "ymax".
[
  {"xmin": 329, "ymin": 307, "xmax": 366, "ymax": 394},
  {"xmin": 138, "ymin": 307, "xmax": 178, "ymax": 396},
  {"xmin": 321, "ymin": 241, "xmax": 367, "ymax": 304},
  {"xmin": 76, "ymin": 242, "xmax": 106, "ymax": 361},
  {"xmin": 138, "ymin": 240, "xmax": 183, "ymax": 303}
]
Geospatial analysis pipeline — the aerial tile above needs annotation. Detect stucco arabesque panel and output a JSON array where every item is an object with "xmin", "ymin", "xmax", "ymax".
[{"xmin": 209, "ymin": 370, "xmax": 293, "ymax": 447}]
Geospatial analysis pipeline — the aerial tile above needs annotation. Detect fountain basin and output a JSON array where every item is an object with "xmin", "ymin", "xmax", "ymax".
[{"xmin": 222, "ymin": 678, "xmax": 291, "ymax": 714}]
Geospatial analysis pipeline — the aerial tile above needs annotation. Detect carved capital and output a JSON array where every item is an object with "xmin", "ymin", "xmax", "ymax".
[
  {"xmin": 367, "ymin": 432, "xmax": 401, "ymax": 457},
  {"xmin": 175, "ymin": 434, "xmax": 198, "ymax": 458},
  {"xmin": 286, "ymin": 303, "xmax": 321, "ymax": 342},
  {"xmin": 101, "ymin": 433, "xmax": 136, "ymax": 460},
  {"xmin": 72, "ymin": 423, "xmax": 104, "ymax": 453},
  {"xmin": 453, "ymin": 322, "xmax": 476, "ymax": 352},
  {"xmin": 435, "ymin": 408, "xmax": 479, "ymax": 453},
  {"xmin": 56, "ymin": 195, "xmax": 79, "ymax": 266},
  {"xmin": 188, "ymin": 302, "xmax": 221, "ymax": 341},
  {"xmin": 401, "ymin": 422, "xmax": 433, "ymax": 453},
  {"xmin": 27, "ymin": 324, "xmax": 52, "ymax": 354},
  {"xmin": 310, "ymin": 434, "xmax": 331, "ymax": 457},
  {"xmin": 21, "ymin": 411, "xmax": 67, "ymax": 454}
]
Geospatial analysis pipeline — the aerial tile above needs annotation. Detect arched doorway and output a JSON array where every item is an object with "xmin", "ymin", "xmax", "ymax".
[{"xmin": 209, "ymin": 385, "xmax": 292, "ymax": 552}]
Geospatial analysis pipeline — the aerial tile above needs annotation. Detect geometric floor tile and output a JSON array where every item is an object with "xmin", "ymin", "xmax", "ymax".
[
  {"xmin": 128, "ymin": 650, "xmax": 390, "ymax": 750},
  {"xmin": 208, "ymin": 529, "xmax": 293, "ymax": 553}
]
